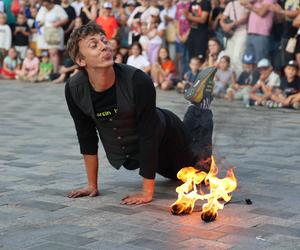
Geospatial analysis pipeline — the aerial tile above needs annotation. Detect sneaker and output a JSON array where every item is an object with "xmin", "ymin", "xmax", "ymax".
[
  {"xmin": 292, "ymin": 102, "xmax": 300, "ymax": 109},
  {"xmin": 184, "ymin": 67, "xmax": 217, "ymax": 104}
]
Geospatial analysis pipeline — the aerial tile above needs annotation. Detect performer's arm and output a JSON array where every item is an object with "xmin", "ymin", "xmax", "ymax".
[{"xmin": 65, "ymin": 81, "xmax": 99, "ymax": 198}]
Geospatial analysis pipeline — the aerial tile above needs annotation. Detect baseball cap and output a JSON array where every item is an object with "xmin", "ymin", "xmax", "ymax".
[
  {"xmin": 103, "ymin": 1, "xmax": 112, "ymax": 9},
  {"xmin": 41, "ymin": 50, "xmax": 49, "ymax": 57},
  {"xmin": 242, "ymin": 54, "xmax": 255, "ymax": 64},
  {"xmin": 285, "ymin": 60, "xmax": 298, "ymax": 69},
  {"xmin": 257, "ymin": 58, "xmax": 271, "ymax": 68}
]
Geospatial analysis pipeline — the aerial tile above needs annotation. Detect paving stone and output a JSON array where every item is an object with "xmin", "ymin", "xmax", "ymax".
[
  {"xmin": 26, "ymin": 242, "xmax": 86, "ymax": 250},
  {"xmin": 19, "ymin": 200, "xmax": 68, "ymax": 211},
  {"xmin": 126, "ymin": 238, "xmax": 179, "ymax": 250},
  {"xmin": 257, "ymin": 224, "xmax": 300, "ymax": 238},
  {"xmin": 43, "ymin": 233, "xmax": 97, "ymax": 246}
]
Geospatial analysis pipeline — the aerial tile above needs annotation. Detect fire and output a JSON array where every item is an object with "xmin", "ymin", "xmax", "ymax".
[{"xmin": 171, "ymin": 157, "xmax": 237, "ymax": 222}]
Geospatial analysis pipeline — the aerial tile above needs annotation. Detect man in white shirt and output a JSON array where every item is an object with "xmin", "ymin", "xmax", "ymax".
[{"xmin": 71, "ymin": 0, "xmax": 84, "ymax": 16}]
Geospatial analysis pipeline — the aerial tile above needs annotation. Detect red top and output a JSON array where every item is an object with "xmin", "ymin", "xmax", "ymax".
[{"xmin": 96, "ymin": 16, "xmax": 118, "ymax": 40}]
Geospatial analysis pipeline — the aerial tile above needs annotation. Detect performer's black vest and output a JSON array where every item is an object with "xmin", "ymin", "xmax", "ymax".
[{"xmin": 68, "ymin": 64, "xmax": 140, "ymax": 169}]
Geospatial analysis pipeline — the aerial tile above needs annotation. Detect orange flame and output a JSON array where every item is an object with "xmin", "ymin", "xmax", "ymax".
[{"xmin": 170, "ymin": 157, "xmax": 237, "ymax": 222}]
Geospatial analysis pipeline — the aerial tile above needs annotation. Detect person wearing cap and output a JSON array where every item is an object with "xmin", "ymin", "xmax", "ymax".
[
  {"xmin": 268, "ymin": 60, "xmax": 300, "ymax": 108},
  {"xmin": 249, "ymin": 58, "xmax": 280, "ymax": 106},
  {"xmin": 96, "ymin": 2, "xmax": 118, "ymax": 40},
  {"xmin": 37, "ymin": 50, "xmax": 54, "ymax": 82},
  {"xmin": 65, "ymin": 22, "xmax": 217, "ymax": 204},
  {"xmin": 226, "ymin": 53, "xmax": 259, "ymax": 106}
]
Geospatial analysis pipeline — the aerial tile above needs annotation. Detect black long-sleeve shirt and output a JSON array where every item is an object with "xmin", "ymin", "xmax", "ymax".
[{"xmin": 65, "ymin": 68, "xmax": 160, "ymax": 179}]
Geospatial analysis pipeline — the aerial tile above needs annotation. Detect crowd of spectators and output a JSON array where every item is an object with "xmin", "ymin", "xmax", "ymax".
[{"xmin": 0, "ymin": 0, "xmax": 300, "ymax": 109}]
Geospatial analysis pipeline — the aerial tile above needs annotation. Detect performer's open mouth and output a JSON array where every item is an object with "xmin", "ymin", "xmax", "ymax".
[{"xmin": 170, "ymin": 156, "xmax": 238, "ymax": 223}]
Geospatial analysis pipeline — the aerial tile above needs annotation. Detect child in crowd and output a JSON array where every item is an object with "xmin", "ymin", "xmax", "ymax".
[
  {"xmin": 176, "ymin": 56, "xmax": 203, "ymax": 93},
  {"xmin": 226, "ymin": 54, "xmax": 259, "ymax": 107},
  {"xmin": 37, "ymin": 50, "xmax": 53, "ymax": 82},
  {"xmin": 0, "ymin": 12, "xmax": 12, "ymax": 66},
  {"xmin": 126, "ymin": 42, "xmax": 151, "ymax": 73},
  {"xmin": 249, "ymin": 58, "xmax": 281, "ymax": 106},
  {"xmin": 147, "ymin": 8, "xmax": 165, "ymax": 65},
  {"xmin": 269, "ymin": 60, "xmax": 300, "ymax": 108},
  {"xmin": 150, "ymin": 47, "xmax": 176, "ymax": 90},
  {"xmin": 0, "ymin": 47, "xmax": 21, "ymax": 79},
  {"xmin": 13, "ymin": 12, "xmax": 30, "ymax": 60},
  {"xmin": 16, "ymin": 48, "xmax": 39, "ymax": 82},
  {"xmin": 51, "ymin": 56, "xmax": 79, "ymax": 84},
  {"xmin": 213, "ymin": 55, "xmax": 236, "ymax": 98}
]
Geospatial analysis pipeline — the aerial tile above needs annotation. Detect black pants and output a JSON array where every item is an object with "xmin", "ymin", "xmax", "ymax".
[
  {"xmin": 187, "ymin": 29, "xmax": 208, "ymax": 59},
  {"xmin": 157, "ymin": 106, "xmax": 213, "ymax": 180}
]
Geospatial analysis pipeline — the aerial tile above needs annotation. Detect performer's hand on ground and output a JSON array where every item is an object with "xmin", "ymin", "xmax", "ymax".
[
  {"xmin": 67, "ymin": 186, "xmax": 99, "ymax": 198},
  {"xmin": 121, "ymin": 192, "xmax": 153, "ymax": 205}
]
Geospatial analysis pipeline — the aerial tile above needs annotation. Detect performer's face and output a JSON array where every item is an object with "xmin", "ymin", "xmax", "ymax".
[{"xmin": 76, "ymin": 33, "xmax": 114, "ymax": 69}]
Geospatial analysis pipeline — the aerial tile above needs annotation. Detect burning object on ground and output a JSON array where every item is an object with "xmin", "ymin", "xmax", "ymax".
[{"xmin": 170, "ymin": 157, "xmax": 237, "ymax": 222}]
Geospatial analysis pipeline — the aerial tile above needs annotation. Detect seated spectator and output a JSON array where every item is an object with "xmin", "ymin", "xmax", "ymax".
[
  {"xmin": 0, "ymin": 47, "xmax": 21, "ymax": 79},
  {"xmin": 96, "ymin": 2, "xmax": 118, "ymax": 40},
  {"xmin": 37, "ymin": 50, "xmax": 53, "ymax": 82},
  {"xmin": 51, "ymin": 57, "xmax": 79, "ymax": 84},
  {"xmin": 150, "ymin": 47, "xmax": 176, "ymax": 90},
  {"xmin": 283, "ymin": 91, "xmax": 300, "ymax": 109},
  {"xmin": 176, "ymin": 56, "xmax": 203, "ymax": 93},
  {"xmin": 249, "ymin": 58, "xmax": 281, "ymax": 106},
  {"xmin": 16, "ymin": 48, "xmax": 40, "ymax": 82},
  {"xmin": 0, "ymin": 12, "xmax": 12, "ymax": 66},
  {"xmin": 226, "ymin": 53, "xmax": 259, "ymax": 106},
  {"xmin": 13, "ymin": 12, "xmax": 30, "ymax": 60},
  {"xmin": 213, "ymin": 55, "xmax": 236, "ymax": 98},
  {"xmin": 269, "ymin": 60, "xmax": 300, "ymax": 108},
  {"xmin": 126, "ymin": 42, "xmax": 151, "ymax": 73}
]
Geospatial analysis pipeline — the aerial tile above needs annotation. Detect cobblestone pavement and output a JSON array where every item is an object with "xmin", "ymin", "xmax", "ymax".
[{"xmin": 0, "ymin": 80, "xmax": 300, "ymax": 250}]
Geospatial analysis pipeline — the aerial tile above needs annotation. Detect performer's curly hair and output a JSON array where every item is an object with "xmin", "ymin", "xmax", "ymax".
[{"xmin": 67, "ymin": 21, "xmax": 106, "ymax": 64}]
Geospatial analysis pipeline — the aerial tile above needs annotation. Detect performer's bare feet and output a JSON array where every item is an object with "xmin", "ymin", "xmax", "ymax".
[
  {"xmin": 67, "ymin": 186, "xmax": 99, "ymax": 198},
  {"xmin": 121, "ymin": 192, "xmax": 153, "ymax": 205}
]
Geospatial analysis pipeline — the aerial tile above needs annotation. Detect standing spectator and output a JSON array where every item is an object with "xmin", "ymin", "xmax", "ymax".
[
  {"xmin": 0, "ymin": 47, "xmax": 21, "ymax": 79},
  {"xmin": 96, "ymin": 2, "xmax": 119, "ymax": 40},
  {"xmin": 270, "ymin": 0, "xmax": 299, "ymax": 67},
  {"xmin": 244, "ymin": 0, "xmax": 275, "ymax": 63},
  {"xmin": 2, "ymin": 0, "xmax": 16, "ymax": 25},
  {"xmin": 61, "ymin": 0, "xmax": 77, "ymax": 45},
  {"xmin": 13, "ymin": 12, "xmax": 30, "ymax": 60},
  {"xmin": 27, "ymin": 6, "xmax": 41, "ymax": 57},
  {"xmin": 146, "ymin": 8, "xmax": 165, "ymax": 65},
  {"xmin": 209, "ymin": 0, "xmax": 227, "ymax": 47},
  {"xmin": 226, "ymin": 53, "xmax": 259, "ymax": 106},
  {"xmin": 220, "ymin": 0, "xmax": 249, "ymax": 76},
  {"xmin": 151, "ymin": 47, "xmax": 176, "ymax": 89},
  {"xmin": 16, "ymin": 48, "xmax": 40, "ymax": 81},
  {"xmin": 185, "ymin": 0, "xmax": 211, "ymax": 59},
  {"xmin": 160, "ymin": 0, "xmax": 177, "ymax": 61},
  {"xmin": 293, "ymin": 12, "xmax": 300, "ymax": 71},
  {"xmin": 79, "ymin": 0, "xmax": 97, "ymax": 25},
  {"xmin": 205, "ymin": 37, "xmax": 225, "ymax": 67},
  {"xmin": 249, "ymin": 58, "xmax": 281, "ymax": 105},
  {"xmin": 174, "ymin": 0, "xmax": 190, "ymax": 79},
  {"xmin": 36, "ymin": 0, "xmax": 69, "ymax": 72},
  {"xmin": 71, "ymin": 0, "xmax": 84, "ymax": 17},
  {"xmin": 213, "ymin": 55, "xmax": 236, "ymax": 98},
  {"xmin": 118, "ymin": 12, "xmax": 131, "ymax": 48},
  {"xmin": 126, "ymin": 42, "xmax": 151, "ymax": 73},
  {"xmin": 0, "ymin": 12, "xmax": 12, "ymax": 65}
]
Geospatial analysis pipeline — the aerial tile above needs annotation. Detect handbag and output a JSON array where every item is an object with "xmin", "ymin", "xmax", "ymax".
[
  {"xmin": 44, "ymin": 27, "xmax": 61, "ymax": 46},
  {"xmin": 286, "ymin": 36, "xmax": 297, "ymax": 54},
  {"xmin": 223, "ymin": 1, "xmax": 237, "ymax": 39},
  {"xmin": 165, "ymin": 22, "xmax": 177, "ymax": 43},
  {"xmin": 11, "ymin": 0, "xmax": 20, "ymax": 16}
]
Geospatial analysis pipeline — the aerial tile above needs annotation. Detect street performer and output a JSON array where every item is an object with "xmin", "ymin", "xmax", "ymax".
[{"xmin": 65, "ymin": 22, "xmax": 217, "ymax": 205}]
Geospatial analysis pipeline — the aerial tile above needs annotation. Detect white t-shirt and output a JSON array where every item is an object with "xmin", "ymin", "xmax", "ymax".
[
  {"xmin": 266, "ymin": 71, "xmax": 280, "ymax": 88},
  {"xmin": 148, "ymin": 22, "xmax": 165, "ymax": 44},
  {"xmin": 0, "ymin": 25, "xmax": 12, "ymax": 50},
  {"xmin": 127, "ymin": 55, "xmax": 150, "ymax": 71},
  {"xmin": 160, "ymin": 6, "xmax": 176, "ymax": 26},
  {"xmin": 71, "ymin": 1, "xmax": 84, "ymax": 17}
]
